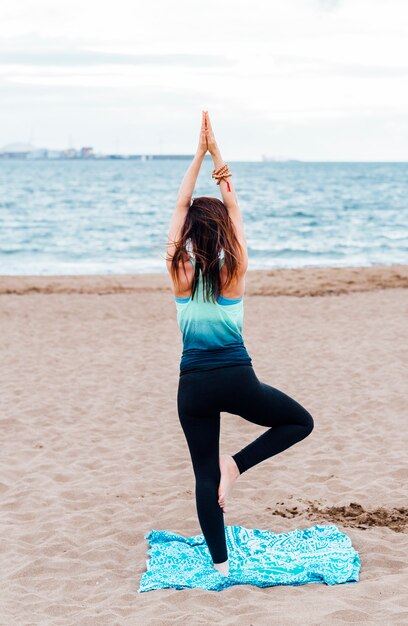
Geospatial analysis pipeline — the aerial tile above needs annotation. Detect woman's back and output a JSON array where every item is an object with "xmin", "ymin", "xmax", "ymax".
[{"xmin": 175, "ymin": 257, "xmax": 252, "ymax": 375}]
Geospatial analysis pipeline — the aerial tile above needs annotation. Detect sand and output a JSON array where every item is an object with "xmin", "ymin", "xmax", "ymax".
[{"xmin": 1, "ymin": 264, "xmax": 407, "ymax": 625}]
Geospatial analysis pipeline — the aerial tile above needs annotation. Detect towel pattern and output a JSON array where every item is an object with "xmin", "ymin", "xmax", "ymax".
[{"xmin": 137, "ymin": 523, "xmax": 360, "ymax": 592}]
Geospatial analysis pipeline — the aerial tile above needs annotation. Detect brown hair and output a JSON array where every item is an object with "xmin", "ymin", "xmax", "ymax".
[{"xmin": 167, "ymin": 196, "xmax": 244, "ymax": 303}]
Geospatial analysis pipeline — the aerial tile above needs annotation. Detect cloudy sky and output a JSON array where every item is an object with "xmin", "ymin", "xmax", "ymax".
[{"xmin": 1, "ymin": 0, "xmax": 407, "ymax": 160}]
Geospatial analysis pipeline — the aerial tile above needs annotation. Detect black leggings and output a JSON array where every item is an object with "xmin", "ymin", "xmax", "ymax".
[{"xmin": 177, "ymin": 364, "xmax": 314, "ymax": 564}]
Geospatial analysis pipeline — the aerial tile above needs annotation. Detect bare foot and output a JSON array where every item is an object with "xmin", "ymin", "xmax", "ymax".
[
  {"xmin": 218, "ymin": 455, "xmax": 240, "ymax": 513},
  {"xmin": 213, "ymin": 559, "xmax": 229, "ymax": 576}
]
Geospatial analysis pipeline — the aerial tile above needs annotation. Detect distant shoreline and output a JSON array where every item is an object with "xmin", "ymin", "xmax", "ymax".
[
  {"xmin": 1, "ymin": 156, "xmax": 407, "ymax": 163},
  {"xmin": 0, "ymin": 153, "xmax": 207, "ymax": 161},
  {"xmin": 1, "ymin": 152, "xmax": 407, "ymax": 163}
]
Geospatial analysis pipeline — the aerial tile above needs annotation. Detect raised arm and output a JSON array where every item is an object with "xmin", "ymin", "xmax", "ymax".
[
  {"xmin": 165, "ymin": 112, "xmax": 207, "ymax": 267},
  {"xmin": 205, "ymin": 111, "xmax": 248, "ymax": 272},
  {"xmin": 175, "ymin": 153, "xmax": 205, "ymax": 209}
]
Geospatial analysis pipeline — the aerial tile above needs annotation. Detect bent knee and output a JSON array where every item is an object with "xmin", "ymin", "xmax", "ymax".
[
  {"xmin": 304, "ymin": 412, "xmax": 314, "ymax": 435},
  {"xmin": 298, "ymin": 411, "xmax": 314, "ymax": 438}
]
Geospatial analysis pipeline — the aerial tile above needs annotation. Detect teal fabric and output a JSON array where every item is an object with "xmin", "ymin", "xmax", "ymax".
[
  {"xmin": 175, "ymin": 257, "xmax": 252, "ymax": 373},
  {"xmin": 137, "ymin": 523, "xmax": 360, "ymax": 592}
]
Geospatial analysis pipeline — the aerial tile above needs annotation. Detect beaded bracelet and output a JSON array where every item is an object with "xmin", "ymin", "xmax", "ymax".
[{"xmin": 212, "ymin": 163, "xmax": 232, "ymax": 192}]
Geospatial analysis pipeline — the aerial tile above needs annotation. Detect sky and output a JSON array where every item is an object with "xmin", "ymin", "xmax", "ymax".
[{"xmin": 0, "ymin": 0, "xmax": 407, "ymax": 160}]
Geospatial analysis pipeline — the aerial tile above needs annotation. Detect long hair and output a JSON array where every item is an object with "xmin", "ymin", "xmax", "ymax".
[{"xmin": 167, "ymin": 196, "xmax": 244, "ymax": 303}]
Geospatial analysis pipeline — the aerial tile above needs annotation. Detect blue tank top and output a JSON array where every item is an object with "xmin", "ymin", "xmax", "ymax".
[{"xmin": 175, "ymin": 256, "xmax": 252, "ymax": 375}]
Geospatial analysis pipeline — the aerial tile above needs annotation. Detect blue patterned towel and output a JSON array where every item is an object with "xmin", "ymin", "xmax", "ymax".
[{"xmin": 137, "ymin": 523, "xmax": 360, "ymax": 592}]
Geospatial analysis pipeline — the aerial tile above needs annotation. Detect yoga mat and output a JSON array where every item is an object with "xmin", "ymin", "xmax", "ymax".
[{"xmin": 137, "ymin": 523, "xmax": 360, "ymax": 592}]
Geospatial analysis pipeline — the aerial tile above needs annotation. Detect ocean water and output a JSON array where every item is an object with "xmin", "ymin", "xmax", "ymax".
[{"xmin": 0, "ymin": 159, "xmax": 407, "ymax": 275}]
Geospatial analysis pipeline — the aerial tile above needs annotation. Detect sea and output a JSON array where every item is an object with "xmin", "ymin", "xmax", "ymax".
[{"xmin": 0, "ymin": 159, "xmax": 407, "ymax": 275}]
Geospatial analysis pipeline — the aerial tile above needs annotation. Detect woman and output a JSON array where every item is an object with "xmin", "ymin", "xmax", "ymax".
[{"xmin": 165, "ymin": 111, "xmax": 314, "ymax": 577}]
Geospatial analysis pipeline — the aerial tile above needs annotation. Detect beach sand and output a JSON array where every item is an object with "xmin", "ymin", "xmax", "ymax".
[{"xmin": 1, "ymin": 264, "xmax": 407, "ymax": 625}]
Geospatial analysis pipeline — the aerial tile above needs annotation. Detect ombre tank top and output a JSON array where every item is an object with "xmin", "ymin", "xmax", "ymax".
[{"xmin": 175, "ymin": 256, "xmax": 252, "ymax": 375}]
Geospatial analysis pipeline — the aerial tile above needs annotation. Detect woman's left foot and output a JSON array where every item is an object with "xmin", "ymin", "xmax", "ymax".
[
  {"xmin": 218, "ymin": 455, "xmax": 240, "ymax": 513},
  {"xmin": 213, "ymin": 559, "xmax": 229, "ymax": 576}
]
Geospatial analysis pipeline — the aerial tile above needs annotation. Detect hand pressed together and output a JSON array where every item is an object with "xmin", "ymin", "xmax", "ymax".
[{"xmin": 196, "ymin": 110, "xmax": 219, "ymax": 157}]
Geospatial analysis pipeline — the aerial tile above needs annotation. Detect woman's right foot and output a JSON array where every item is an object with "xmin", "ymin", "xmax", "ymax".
[{"xmin": 218, "ymin": 455, "xmax": 240, "ymax": 513}]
